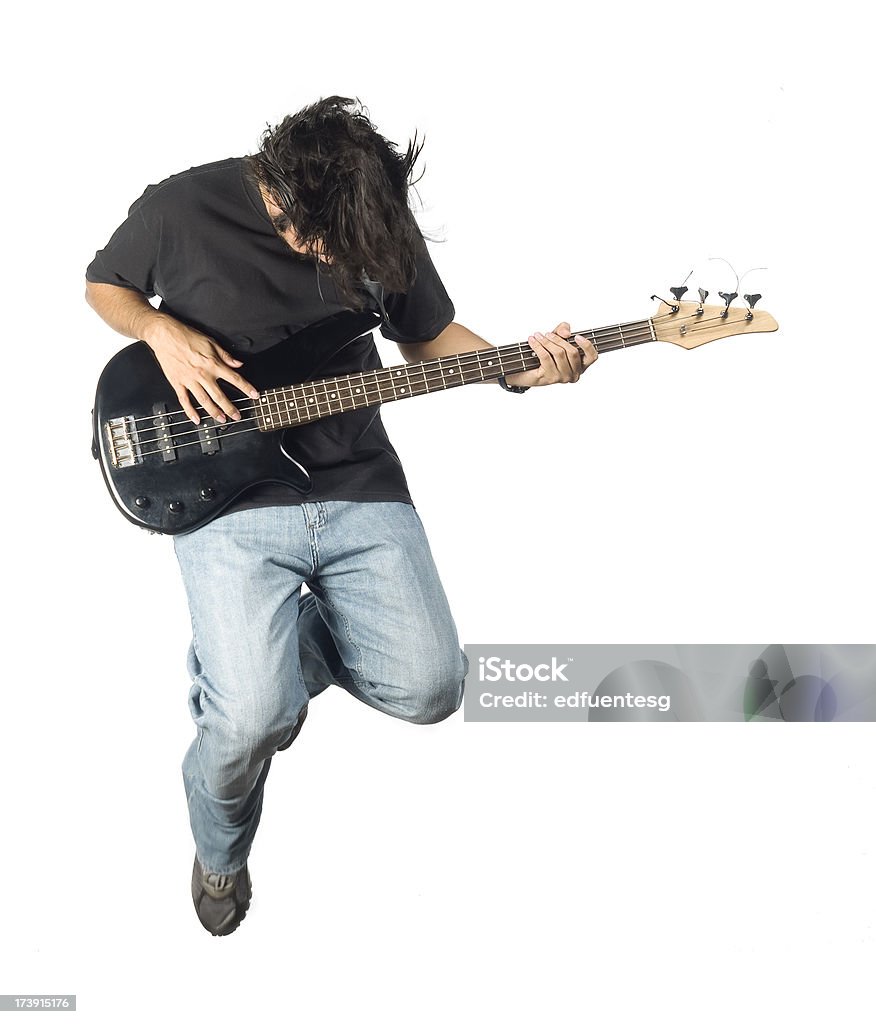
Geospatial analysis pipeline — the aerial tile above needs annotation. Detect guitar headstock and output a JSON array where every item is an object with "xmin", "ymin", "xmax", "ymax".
[
  {"xmin": 650, "ymin": 270, "xmax": 778, "ymax": 349},
  {"xmin": 651, "ymin": 300, "xmax": 778, "ymax": 349}
]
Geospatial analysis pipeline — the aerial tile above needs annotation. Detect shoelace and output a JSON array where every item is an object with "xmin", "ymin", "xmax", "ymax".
[{"xmin": 204, "ymin": 871, "xmax": 235, "ymax": 893}]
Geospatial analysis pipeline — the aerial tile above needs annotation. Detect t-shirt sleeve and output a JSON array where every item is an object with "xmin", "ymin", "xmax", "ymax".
[
  {"xmin": 85, "ymin": 189, "xmax": 161, "ymax": 297},
  {"xmin": 378, "ymin": 237, "xmax": 455, "ymax": 344}
]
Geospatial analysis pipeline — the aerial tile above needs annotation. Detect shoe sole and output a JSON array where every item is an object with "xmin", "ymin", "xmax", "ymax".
[{"xmin": 206, "ymin": 884, "xmax": 251, "ymax": 937}]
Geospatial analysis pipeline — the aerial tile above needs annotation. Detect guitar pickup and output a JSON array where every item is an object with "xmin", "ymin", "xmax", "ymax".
[
  {"xmin": 152, "ymin": 403, "xmax": 178, "ymax": 463},
  {"xmin": 198, "ymin": 421, "xmax": 221, "ymax": 455}
]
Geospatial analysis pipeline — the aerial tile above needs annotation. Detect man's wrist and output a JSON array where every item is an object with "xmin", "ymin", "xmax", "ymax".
[{"xmin": 137, "ymin": 309, "xmax": 175, "ymax": 350}]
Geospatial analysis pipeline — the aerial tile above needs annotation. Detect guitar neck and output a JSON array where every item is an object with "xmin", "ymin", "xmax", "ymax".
[{"xmin": 254, "ymin": 317, "xmax": 655, "ymax": 431}]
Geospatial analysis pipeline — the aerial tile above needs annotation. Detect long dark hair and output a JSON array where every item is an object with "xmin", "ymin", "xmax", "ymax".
[{"xmin": 247, "ymin": 95, "xmax": 426, "ymax": 308}]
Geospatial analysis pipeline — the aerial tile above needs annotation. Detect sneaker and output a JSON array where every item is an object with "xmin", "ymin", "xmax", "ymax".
[{"xmin": 191, "ymin": 856, "xmax": 252, "ymax": 936}]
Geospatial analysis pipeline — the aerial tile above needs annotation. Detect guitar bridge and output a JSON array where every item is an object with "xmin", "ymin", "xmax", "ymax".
[{"xmin": 105, "ymin": 416, "xmax": 143, "ymax": 468}]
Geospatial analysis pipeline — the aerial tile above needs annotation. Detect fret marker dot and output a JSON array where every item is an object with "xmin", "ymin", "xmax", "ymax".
[
  {"xmin": 449, "ymin": 369, "xmax": 454, "ymax": 374},
  {"xmin": 401, "ymin": 387, "xmax": 406, "ymax": 393},
  {"xmin": 356, "ymin": 388, "xmax": 361, "ymax": 394},
  {"xmin": 330, "ymin": 393, "xmax": 336, "ymax": 399},
  {"xmin": 487, "ymin": 360, "xmax": 493, "ymax": 366}
]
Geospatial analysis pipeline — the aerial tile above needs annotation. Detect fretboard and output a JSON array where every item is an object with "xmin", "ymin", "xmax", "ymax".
[{"xmin": 254, "ymin": 318, "xmax": 654, "ymax": 431}]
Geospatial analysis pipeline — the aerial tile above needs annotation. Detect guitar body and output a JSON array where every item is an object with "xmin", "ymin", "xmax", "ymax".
[{"xmin": 92, "ymin": 310, "xmax": 381, "ymax": 535}]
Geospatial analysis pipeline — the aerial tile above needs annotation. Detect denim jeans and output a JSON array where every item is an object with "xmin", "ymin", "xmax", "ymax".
[{"xmin": 172, "ymin": 501, "xmax": 467, "ymax": 874}]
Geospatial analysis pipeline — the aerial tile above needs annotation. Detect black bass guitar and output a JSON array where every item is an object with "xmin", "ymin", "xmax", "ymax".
[{"xmin": 92, "ymin": 299, "xmax": 778, "ymax": 535}]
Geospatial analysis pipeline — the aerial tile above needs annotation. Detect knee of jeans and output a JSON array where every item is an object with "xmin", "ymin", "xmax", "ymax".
[{"xmin": 405, "ymin": 649, "xmax": 466, "ymax": 725}]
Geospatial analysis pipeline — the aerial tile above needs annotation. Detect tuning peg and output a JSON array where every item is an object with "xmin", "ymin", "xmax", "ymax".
[
  {"xmin": 669, "ymin": 269, "xmax": 694, "ymax": 304},
  {"xmin": 743, "ymin": 293, "xmax": 762, "ymax": 321},
  {"xmin": 650, "ymin": 293, "xmax": 680, "ymax": 313},
  {"xmin": 718, "ymin": 290, "xmax": 738, "ymax": 319},
  {"xmin": 696, "ymin": 288, "xmax": 709, "ymax": 316}
]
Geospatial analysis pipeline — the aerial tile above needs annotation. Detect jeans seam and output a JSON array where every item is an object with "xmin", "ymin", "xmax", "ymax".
[
  {"xmin": 300, "ymin": 505, "xmax": 319, "ymax": 576},
  {"xmin": 187, "ymin": 611, "xmax": 208, "ymax": 753},
  {"xmin": 197, "ymin": 857, "xmax": 249, "ymax": 876},
  {"xmin": 316, "ymin": 589, "xmax": 364, "ymax": 679}
]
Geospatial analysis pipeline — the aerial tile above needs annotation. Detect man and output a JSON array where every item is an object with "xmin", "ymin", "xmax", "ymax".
[{"xmin": 85, "ymin": 95, "xmax": 597, "ymax": 937}]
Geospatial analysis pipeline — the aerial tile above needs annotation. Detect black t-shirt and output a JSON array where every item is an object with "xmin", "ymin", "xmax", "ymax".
[{"xmin": 86, "ymin": 157, "xmax": 455, "ymax": 514}]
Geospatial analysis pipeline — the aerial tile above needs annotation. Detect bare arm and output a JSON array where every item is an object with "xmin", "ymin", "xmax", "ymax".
[
  {"xmin": 85, "ymin": 280, "xmax": 169, "ymax": 343},
  {"xmin": 397, "ymin": 321, "xmax": 597, "ymax": 387},
  {"xmin": 85, "ymin": 281, "xmax": 259, "ymax": 423}
]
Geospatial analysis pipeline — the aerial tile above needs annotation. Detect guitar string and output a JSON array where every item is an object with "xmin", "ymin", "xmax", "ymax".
[
  {"xmin": 121, "ymin": 331, "xmax": 656, "ymax": 454},
  {"xmin": 123, "ymin": 371, "xmax": 526, "ymax": 457},
  {"xmin": 119, "ymin": 332, "xmax": 631, "ymax": 434},
  {"xmin": 117, "ymin": 332, "xmax": 657, "ymax": 458},
  {"xmin": 123, "ymin": 341, "xmax": 638, "ymax": 445},
  {"xmin": 111, "ymin": 304, "xmax": 737, "ymax": 460},
  {"xmin": 118, "ymin": 305, "xmax": 760, "ymax": 463},
  {"xmin": 684, "ymin": 312, "xmax": 753, "ymax": 333},
  {"xmin": 119, "ymin": 316, "xmax": 662, "ymax": 434},
  {"xmin": 113, "ymin": 344, "xmax": 643, "ymax": 461}
]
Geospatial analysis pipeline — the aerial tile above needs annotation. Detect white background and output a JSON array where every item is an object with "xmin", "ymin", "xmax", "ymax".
[{"xmin": 3, "ymin": 1, "xmax": 874, "ymax": 1021}]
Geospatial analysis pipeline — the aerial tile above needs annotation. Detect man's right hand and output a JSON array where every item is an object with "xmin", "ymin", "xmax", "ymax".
[
  {"xmin": 85, "ymin": 280, "xmax": 260, "ymax": 425},
  {"xmin": 142, "ymin": 317, "xmax": 260, "ymax": 425}
]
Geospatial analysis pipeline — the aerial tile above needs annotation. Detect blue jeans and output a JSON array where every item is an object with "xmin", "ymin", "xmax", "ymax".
[{"xmin": 173, "ymin": 501, "xmax": 467, "ymax": 874}]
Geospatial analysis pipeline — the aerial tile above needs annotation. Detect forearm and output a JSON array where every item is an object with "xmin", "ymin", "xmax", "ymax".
[
  {"xmin": 84, "ymin": 280, "xmax": 171, "ymax": 348},
  {"xmin": 85, "ymin": 279, "xmax": 257, "ymax": 423}
]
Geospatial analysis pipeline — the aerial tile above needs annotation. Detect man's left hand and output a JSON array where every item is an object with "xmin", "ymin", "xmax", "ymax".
[{"xmin": 504, "ymin": 321, "xmax": 598, "ymax": 388}]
